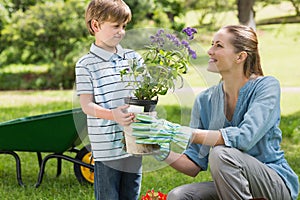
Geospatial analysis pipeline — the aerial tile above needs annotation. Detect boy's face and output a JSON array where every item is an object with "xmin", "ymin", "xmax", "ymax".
[{"xmin": 94, "ymin": 20, "xmax": 127, "ymax": 52}]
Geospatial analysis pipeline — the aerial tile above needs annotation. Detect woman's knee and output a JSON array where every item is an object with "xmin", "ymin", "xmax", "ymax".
[
  {"xmin": 167, "ymin": 186, "xmax": 188, "ymax": 200},
  {"xmin": 209, "ymin": 146, "xmax": 226, "ymax": 165},
  {"xmin": 209, "ymin": 146, "xmax": 237, "ymax": 174},
  {"xmin": 167, "ymin": 182, "xmax": 218, "ymax": 200}
]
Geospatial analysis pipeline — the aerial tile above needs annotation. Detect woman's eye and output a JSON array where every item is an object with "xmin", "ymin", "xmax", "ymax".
[{"xmin": 211, "ymin": 42, "xmax": 222, "ymax": 48}]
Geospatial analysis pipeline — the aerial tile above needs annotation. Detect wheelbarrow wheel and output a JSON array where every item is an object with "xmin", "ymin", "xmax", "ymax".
[{"xmin": 74, "ymin": 145, "xmax": 94, "ymax": 185}]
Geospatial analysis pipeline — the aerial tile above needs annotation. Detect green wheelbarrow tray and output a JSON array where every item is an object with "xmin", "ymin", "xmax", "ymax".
[
  {"xmin": 0, "ymin": 108, "xmax": 94, "ymax": 187},
  {"xmin": 0, "ymin": 108, "xmax": 86, "ymax": 152}
]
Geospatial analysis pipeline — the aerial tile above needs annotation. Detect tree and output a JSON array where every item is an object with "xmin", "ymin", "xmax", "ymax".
[
  {"xmin": 0, "ymin": 3, "xmax": 9, "ymax": 50},
  {"xmin": 289, "ymin": 0, "xmax": 300, "ymax": 16},
  {"xmin": 125, "ymin": 0, "xmax": 186, "ymax": 30},
  {"xmin": 1, "ymin": 1, "xmax": 88, "ymax": 64},
  {"xmin": 124, "ymin": 0, "xmax": 155, "ymax": 29},
  {"xmin": 185, "ymin": 0, "xmax": 235, "ymax": 28},
  {"xmin": 237, "ymin": 0, "xmax": 256, "ymax": 30},
  {"xmin": 237, "ymin": 0, "xmax": 299, "ymax": 30},
  {"xmin": 0, "ymin": 0, "xmax": 47, "ymax": 16}
]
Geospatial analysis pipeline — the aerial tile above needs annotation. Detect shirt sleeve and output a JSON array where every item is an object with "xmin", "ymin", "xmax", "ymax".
[
  {"xmin": 184, "ymin": 143, "xmax": 209, "ymax": 171},
  {"xmin": 75, "ymin": 62, "xmax": 93, "ymax": 96},
  {"xmin": 183, "ymin": 92, "xmax": 211, "ymax": 170},
  {"xmin": 220, "ymin": 76, "xmax": 281, "ymax": 151},
  {"xmin": 189, "ymin": 94, "xmax": 204, "ymax": 129}
]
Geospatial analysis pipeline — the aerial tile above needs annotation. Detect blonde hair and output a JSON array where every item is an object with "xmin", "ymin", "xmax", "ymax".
[
  {"xmin": 223, "ymin": 25, "xmax": 264, "ymax": 78},
  {"xmin": 85, "ymin": 0, "xmax": 132, "ymax": 36}
]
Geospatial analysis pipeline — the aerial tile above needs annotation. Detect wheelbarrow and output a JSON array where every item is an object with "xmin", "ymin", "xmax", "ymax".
[{"xmin": 0, "ymin": 108, "xmax": 94, "ymax": 187}]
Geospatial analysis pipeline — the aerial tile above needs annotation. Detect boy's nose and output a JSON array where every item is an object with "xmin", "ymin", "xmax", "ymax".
[{"xmin": 118, "ymin": 29, "xmax": 125, "ymax": 34}]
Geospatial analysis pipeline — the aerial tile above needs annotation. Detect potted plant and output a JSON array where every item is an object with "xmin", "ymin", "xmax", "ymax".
[
  {"xmin": 121, "ymin": 27, "xmax": 197, "ymax": 154},
  {"xmin": 120, "ymin": 27, "xmax": 197, "ymax": 112}
]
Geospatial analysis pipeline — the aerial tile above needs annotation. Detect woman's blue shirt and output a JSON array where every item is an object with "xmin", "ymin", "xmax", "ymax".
[{"xmin": 184, "ymin": 76, "xmax": 299, "ymax": 200}]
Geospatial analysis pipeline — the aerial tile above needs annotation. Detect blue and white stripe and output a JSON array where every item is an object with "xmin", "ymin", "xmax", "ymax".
[{"xmin": 76, "ymin": 43, "xmax": 143, "ymax": 161}]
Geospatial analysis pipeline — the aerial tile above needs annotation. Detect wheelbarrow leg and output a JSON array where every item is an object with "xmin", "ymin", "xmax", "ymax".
[
  {"xmin": 0, "ymin": 151, "xmax": 24, "ymax": 186},
  {"xmin": 37, "ymin": 152, "xmax": 43, "ymax": 168},
  {"xmin": 35, "ymin": 153, "xmax": 54, "ymax": 188},
  {"xmin": 35, "ymin": 154, "xmax": 64, "ymax": 188},
  {"xmin": 35, "ymin": 153, "xmax": 94, "ymax": 188},
  {"xmin": 56, "ymin": 157, "xmax": 62, "ymax": 177}
]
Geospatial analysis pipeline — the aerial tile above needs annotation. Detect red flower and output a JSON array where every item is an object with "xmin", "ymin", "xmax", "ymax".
[{"xmin": 141, "ymin": 190, "xmax": 167, "ymax": 200}]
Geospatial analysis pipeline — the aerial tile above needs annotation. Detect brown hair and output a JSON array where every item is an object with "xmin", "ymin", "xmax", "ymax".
[
  {"xmin": 85, "ymin": 0, "xmax": 132, "ymax": 36},
  {"xmin": 223, "ymin": 25, "xmax": 264, "ymax": 78}
]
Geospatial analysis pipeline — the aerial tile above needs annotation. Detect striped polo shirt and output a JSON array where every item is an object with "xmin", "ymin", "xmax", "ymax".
[{"xmin": 75, "ymin": 43, "xmax": 143, "ymax": 161}]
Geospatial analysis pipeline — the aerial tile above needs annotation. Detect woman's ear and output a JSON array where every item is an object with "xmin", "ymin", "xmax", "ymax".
[
  {"xmin": 91, "ymin": 19, "xmax": 100, "ymax": 33},
  {"xmin": 236, "ymin": 51, "xmax": 247, "ymax": 63}
]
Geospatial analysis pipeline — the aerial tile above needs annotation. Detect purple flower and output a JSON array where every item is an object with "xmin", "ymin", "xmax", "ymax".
[
  {"xmin": 165, "ymin": 33, "xmax": 172, "ymax": 39},
  {"xmin": 182, "ymin": 27, "xmax": 197, "ymax": 40},
  {"xmin": 181, "ymin": 40, "xmax": 189, "ymax": 48},
  {"xmin": 150, "ymin": 34, "xmax": 165, "ymax": 47},
  {"xmin": 188, "ymin": 48, "xmax": 197, "ymax": 59},
  {"xmin": 165, "ymin": 34, "xmax": 180, "ymax": 47},
  {"xmin": 149, "ymin": 27, "xmax": 197, "ymax": 61},
  {"xmin": 157, "ymin": 29, "xmax": 164, "ymax": 36}
]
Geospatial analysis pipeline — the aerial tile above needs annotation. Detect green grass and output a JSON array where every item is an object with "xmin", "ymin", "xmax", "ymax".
[
  {"xmin": 0, "ymin": 90, "xmax": 299, "ymax": 199},
  {"xmin": 0, "ymin": 152, "xmax": 94, "ymax": 199},
  {"xmin": 0, "ymin": 90, "xmax": 74, "ymax": 121}
]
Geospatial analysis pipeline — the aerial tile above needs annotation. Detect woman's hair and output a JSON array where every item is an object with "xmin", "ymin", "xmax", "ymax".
[
  {"xmin": 85, "ymin": 0, "xmax": 132, "ymax": 36},
  {"xmin": 223, "ymin": 25, "xmax": 264, "ymax": 77}
]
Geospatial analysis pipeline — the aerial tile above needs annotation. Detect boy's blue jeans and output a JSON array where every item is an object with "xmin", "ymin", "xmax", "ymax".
[{"xmin": 94, "ymin": 156, "xmax": 142, "ymax": 200}]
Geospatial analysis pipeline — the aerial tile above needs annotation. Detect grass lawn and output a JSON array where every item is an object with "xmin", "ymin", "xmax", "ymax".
[
  {"xmin": 0, "ymin": 52, "xmax": 299, "ymax": 199},
  {"xmin": 0, "ymin": 89, "xmax": 299, "ymax": 199},
  {"xmin": 0, "ymin": 90, "xmax": 300, "ymax": 200}
]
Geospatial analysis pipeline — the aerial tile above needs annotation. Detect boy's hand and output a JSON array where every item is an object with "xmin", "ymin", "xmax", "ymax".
[{"xmin": 112, "ymin": 105, "xmax": 134, "ymax": 126}]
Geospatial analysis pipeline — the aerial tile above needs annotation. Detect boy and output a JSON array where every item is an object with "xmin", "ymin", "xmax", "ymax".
[{"xmin": 75, "ymin": 0, "xmax": 143, "ymax": 199}]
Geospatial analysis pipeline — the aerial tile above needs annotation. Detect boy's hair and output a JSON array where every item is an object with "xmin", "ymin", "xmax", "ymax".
[{"xmin": 85, "ymin": 0, "xmax": 132, "ymax": 36}]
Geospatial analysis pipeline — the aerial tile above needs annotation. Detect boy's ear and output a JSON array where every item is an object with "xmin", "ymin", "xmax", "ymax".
[{"xmin": 91, "ymin": 19, "xmax": 100, "ymax": 32}]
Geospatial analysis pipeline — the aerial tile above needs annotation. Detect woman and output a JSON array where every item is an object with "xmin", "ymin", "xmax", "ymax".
[{"xmin": 163, "ymin": 25, "xmax": 299, "ymax": 200}]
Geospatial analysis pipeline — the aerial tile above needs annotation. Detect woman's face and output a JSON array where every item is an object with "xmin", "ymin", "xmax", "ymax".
[{"xmin": 207, "ymin": 29, "xmax": 240, "ymax": 74}]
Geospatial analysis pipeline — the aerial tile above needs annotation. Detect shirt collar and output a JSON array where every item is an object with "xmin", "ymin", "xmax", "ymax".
[{"xmin": 90, "ymin": 43, "xmax": 125, "ymax": 61}]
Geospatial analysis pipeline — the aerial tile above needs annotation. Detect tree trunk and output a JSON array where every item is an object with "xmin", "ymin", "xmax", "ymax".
[
  {"xmin": 289, "ymin": 0, "xmax": 300, "ymax": 16},
  {"xmin": 237, "ymin": 0, "xmax": 256, "ymax": 30}
]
